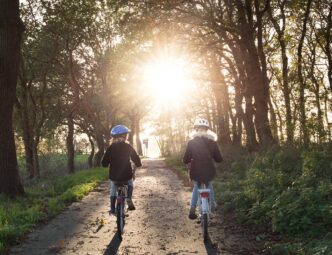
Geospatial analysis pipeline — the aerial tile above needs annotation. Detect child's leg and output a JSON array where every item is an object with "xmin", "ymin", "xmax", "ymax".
[
  {"xmin": 127, "ymin": 179, "xmax": 135, "ymax": 210},
  {"xmin": 109, "ymin": 181, "xmax": 116, "ymax": 213},
  {"xmin": 190, "ymin": 181, "xmax": 199, "ymax": 207},
  {"xmin": 127, "ymin": 179, "xmax": 134, "ymax": 199},
  {"xmin": 110, "ymin": 181, "xmax": 117, "ymax": 196},
  {"xmin": 189, "ymin": 181, "xmax": 199, "ymax": 219}
]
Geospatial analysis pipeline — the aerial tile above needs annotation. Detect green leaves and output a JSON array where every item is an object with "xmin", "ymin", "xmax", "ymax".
[{"xmin": 214, "ymin": 145, "xmax": 332, "ymax": 253}]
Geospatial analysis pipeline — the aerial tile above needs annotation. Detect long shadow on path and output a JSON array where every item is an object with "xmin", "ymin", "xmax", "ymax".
[
  {"xmin": 204, "ymin": 236, "xmax": 219, "ymax": 255},
  {"xmin": 103, "ymin": 233, "xmax": 122, "ymax": 255}
]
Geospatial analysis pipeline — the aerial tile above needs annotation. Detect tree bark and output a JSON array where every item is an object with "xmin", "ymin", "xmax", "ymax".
[
  {"xmin": 93, "ymin": 126, "xmax": 105, "ymax": 167},
  {"xmin": 237, "ymin": 0, "xmax": 275, "ymax": 146},
  {"xmin": 135, "ymin": 118, "xmax": 143, "ymax": 156},
  {"xmin": 268, "ymin": 1, "xmax": 293, "ymax": 142},
  {"xmin": 268, "ymin": 98, "xmax": 279, "ymax": 142},
  {"xmin": 325, "ymin": 4, "xmax": 332, "ymax": 91},
  {"xmin": 309, "ymin": 42, "xmax": 325, "ymax": 143},
  {"xmin": 19, "ymin": 80, "xmax": 35, "ymax": 178},
  {"xmin": 227, "ymin": 43, "xmax": 259, "ymax": 149},
  {"xmin": 32, "ymin": 138, "xmax": 40, "ymax": 178},
  {"xmin": 0, "ymin": 0, "xmax": 24, "ymax": 196},
  {"xmin": 88, "ymin": 136, "xmax": 94, "ymax": 168},
  {"xmin": 211, "ymin": 55, "xmax": 232, "ymax": 144},
  {"xmin": 298, "ymin": 0, "xmax": 312, "ymax": 145},
  {"xmin": 66, "ymin": 114, "xmax": 75, "ymax": 173}
]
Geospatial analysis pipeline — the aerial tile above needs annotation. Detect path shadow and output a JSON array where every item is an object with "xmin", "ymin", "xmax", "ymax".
[
  {"xmin": 204, "ymin": 235, "xmax": 219, "ymax": 255},
  {"xmin": 103, "ymin": 233, "xmax": 122, "ymax": 255}
]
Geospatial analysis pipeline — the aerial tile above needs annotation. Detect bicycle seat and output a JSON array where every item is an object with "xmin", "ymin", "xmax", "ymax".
[{"xmin": 114, "ymin": 181, "xmax": 129, "ymax": 186}]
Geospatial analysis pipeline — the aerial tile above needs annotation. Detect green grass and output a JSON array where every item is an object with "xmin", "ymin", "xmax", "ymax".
[
  {"xmin": 18, "ymin": 154, "xmax": 90, "ymax": 180},
  {"xmin": 164, "ymin": 157, "xmax": 188, "ymax": 180},
  {"xmin": 0, "ymin": 167, "xmax": 108, "ymax": 254}
]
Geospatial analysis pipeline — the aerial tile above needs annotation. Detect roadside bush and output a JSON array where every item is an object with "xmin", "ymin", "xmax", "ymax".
[
  {"xmin": 165, "ymin": 144, "xmax": 332, "ymax": 254},
  {"xmin": 214, "ymin": 144, "xmax": 332, "ymax": 254}
]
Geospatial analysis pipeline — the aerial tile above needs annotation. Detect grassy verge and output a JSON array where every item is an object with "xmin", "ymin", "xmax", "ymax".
[
  {"xmin": 18, "ymin": 154, "xmax": 90, "ymax": 184},
  {"xmin": 0, "ymin": 167, "xmax": 108, "ymax": 254},
  {"xmin": 164, "ymin": 157, "xmax": 188, "ymax": 180},
  {"xmin": 165, "ymin": 144, "xmax": 332, "ymax": 255}
]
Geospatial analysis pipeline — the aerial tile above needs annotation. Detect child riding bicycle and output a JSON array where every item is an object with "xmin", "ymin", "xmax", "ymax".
[
  {"xmin": 183, "ymin": 118, "xmax": 223, "ymax": 220},
  {"xmin": 102, "ymin": 125, "xmax": 142, "ymax": 214}
]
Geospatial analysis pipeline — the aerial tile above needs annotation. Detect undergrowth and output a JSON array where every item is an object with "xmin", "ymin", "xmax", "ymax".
[
  {"xmin": 166, "ymin": 143, "xmax": 332, "ymax": 255},
  {"xmin": 0, "ymin": 167, "xmax": 108, "ymax": 254}
]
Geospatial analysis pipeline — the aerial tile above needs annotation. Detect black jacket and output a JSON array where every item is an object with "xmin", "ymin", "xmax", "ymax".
[
  {"xmin": 101, "ymin": 142, "xmax": 142, "ymax": 182},
  {"xmin": 183, "ymin": 133, "xmax": 222, "ymax": 183}
]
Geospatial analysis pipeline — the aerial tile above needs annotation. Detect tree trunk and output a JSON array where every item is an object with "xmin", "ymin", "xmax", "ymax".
[
  {"xmin": 224, "ymin": 43, "xmax": 258, "ymax": 148},
  {"xmin": 0, "ymin": 0, "xmax": 24, "ymax": 196},
  {"xmin": 66, "ymin": 115, "xmax": 75, "ymax": 173},
  {"xmin": 236, "ymin": 0, "xmax": 275, "ymax": 146},
  {"xmin": 128, "ymin": 116, "xmax": 135, "ymax": 145},
  {"xmin": 211, "ymin": 60, "xmax": 232, "ymax": 144},
  {"xmin": 244, "ymin": 95, "xmax": 259, "ymax": 151},
  {"xmin": 20, "ymin": 83, "xmax": 35, "ymax": 178},
  {"xmin": 268, "ymin": 2, "xmax": 293, "ymax": 142},
  {"xmin": 234, "ymin": 83, "xmax": 243, "ymax": 145},
  {"xmin": 93, "ymin": 127, "xmax": 105, "ymax": 167},
  {"xmin": 309, "ymin": 44, "xmax": 325, "ymax": 143},
  {"xmin": 298, "ymin": 0, "xmax": 312, "ymax": 145},
  {"xmin": 135, "ymin": 118, "xmax": 143, "ymax": 156},
  {"xmin": 268, "ymin": 98, "xmax": 279, "ymax": 142},
  {"xmin": 88, "ymin": 136, "xmax": 94, "ymax": 168},
  {"xmin": 32, "ymin": 138, "xmax": 40, "ymax": 178},
  {"xmin": 325, "ymin": 4, "xmax": 332, "ymax": 91}
]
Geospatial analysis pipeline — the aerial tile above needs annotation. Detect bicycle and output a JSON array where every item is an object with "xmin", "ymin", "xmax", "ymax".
[
  {"xmin": 114, "ymin": 182, "xmax": 128, "ymax": 240},
  {"xmin": 197, "ymin": 182, "xmax": 211, "ymax": 242}
]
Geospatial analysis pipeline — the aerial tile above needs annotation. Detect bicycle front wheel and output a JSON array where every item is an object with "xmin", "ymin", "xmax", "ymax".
[
  {"xmin": 202, "ymin": 213, "xmax": 208, "ymax": 242},
  {"xmin": 116, "ymin": 203, "xmax": 125, "ymax": 240}
]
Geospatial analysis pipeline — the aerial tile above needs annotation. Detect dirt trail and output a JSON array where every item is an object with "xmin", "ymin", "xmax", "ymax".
[{"xmin": 10, "ymin": 159, "xmax": 259, "ymax": 255}]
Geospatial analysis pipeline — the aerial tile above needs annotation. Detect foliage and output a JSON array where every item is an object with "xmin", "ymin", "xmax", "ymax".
[
  {"xmin": 215, "ymin": 144, "xmax": 332, "ymax": 254},
  {"xmin": 165, "ymin": 144, "xmax": 332, "ymax": 254},
  {"xmin": 0, "ymin": 167, "xmax": 108, "ymax": 253},
  {"xmin": 18, "ymin": 154, "xmax": 89, "ymax": 183}
]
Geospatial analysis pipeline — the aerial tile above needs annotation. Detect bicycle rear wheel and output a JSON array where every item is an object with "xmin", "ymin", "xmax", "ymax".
[
  {"xmin": 202, "ymin": 213, "xmax": 208, "ymax": 242},
  {"xmin": 116, "ymin": 203, "xmax": 125, "ymax": 240}
]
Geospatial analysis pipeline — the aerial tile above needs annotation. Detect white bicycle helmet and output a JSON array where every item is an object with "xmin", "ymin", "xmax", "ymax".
[{"xmin": 194, "ymin": 118, "xmax": 209, "ymax": 128}]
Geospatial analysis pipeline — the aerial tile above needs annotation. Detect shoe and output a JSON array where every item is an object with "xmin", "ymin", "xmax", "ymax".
[
  {"xmin": 189, "ymin": 207, "xmax": 197, "ymax": 220},
  {"xmin": 109, "ymin": 209, "xmax": 116, "ymax": 215},
  {"xmin": 127, "ymin": 198, "xmax": 136, "ymax": 210}
]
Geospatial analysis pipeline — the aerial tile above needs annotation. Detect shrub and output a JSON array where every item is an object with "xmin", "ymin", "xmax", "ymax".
[{"xmin": 213, "ymin": 144, "xmax": 332, "ymax": 253}]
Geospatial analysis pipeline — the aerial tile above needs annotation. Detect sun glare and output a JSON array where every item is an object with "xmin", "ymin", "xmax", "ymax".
[{"xmin": 142, "ymin": 56, "xmax": 195, "ymax": 106}]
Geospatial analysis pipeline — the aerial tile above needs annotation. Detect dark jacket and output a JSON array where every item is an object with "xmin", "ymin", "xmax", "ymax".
[
  {"xmin": 101, "ymin": 141, "xmax": 142, "ymax": 182},
  {"xmin": 183, "ymin": 132, "xmax": 222, "ymax": 183}
]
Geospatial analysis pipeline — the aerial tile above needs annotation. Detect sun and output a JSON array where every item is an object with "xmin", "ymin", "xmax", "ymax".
[{"xmin": 142, "ymin": 55, "xmax": 195, "ymax": 106}]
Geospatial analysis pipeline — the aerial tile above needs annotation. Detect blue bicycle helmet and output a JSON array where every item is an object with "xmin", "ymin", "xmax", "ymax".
[{"xmin": 110, "ymin": 125, "xmax": 130, "ymax": 136}]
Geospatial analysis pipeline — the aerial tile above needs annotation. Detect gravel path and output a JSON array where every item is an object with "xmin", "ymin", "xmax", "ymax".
[{"xmin": 10, "ymin": 159, "xmax": 259, "ymax": 255}]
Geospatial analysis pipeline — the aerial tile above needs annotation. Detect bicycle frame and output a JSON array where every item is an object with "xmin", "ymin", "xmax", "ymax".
[
  {"xmin": 197, "ymin": 183, "xmax": 211, "ymax": 242},
  {"xmin": 198, "ymin": 188, "xmax": 211, "ymax": 215},
  {"xmin": 115, "ymin": 183, "xmax": 128, "ymax": 240},
  {"xmin": 115, "ymin": 184, "xmax": 128, "ymax": 206}
]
